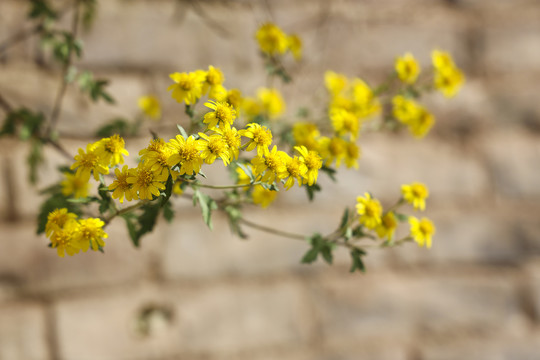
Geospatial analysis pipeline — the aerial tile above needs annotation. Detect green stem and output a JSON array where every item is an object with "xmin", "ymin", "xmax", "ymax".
[
  {"xmin": 103, "ymin": 200, "xmax": 148, "ymax": 224},
  {"xmin": 239, "ymin": 217, "xmax": 307, "ymax": 241},
  {"xmin": 191, "ymin": 181, "xmax": 261, "ymax": 190}
]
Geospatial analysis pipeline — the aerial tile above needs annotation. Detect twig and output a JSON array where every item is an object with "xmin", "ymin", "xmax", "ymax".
[
  {"xmin": 45, "ymin": 0, "xmax": 81, "ymax": 137},
  {"xmin": 239, "ymin": 217, "xmax": 307, "ymax": 241}
]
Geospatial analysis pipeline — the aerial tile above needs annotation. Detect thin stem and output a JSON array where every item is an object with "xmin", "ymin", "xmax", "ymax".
[
  {"xmin": 193, "ymin": 181, "xmax": 261, "ymax": 190},
  {"xmin": 103, "ymin": 200, "xmax": 148, "ymax": 224},
  {"xmin": 239, "ymin": 217, "xmax": 307, "ymax": 241},
  {"xmin": 45, "ymin": 0, "xmax": 81, "ymax": 137}
]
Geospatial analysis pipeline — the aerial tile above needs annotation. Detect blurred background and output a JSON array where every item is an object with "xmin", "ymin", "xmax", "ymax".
[{"xmin": 1, "ymin": 0, "xmax": 540, "ymax": 359}]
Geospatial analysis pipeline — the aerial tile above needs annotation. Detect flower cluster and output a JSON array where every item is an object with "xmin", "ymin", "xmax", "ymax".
[
  {"xmin": 45, "ymin": 208, "xmax": 108, "ymax": 257},
  {"xmin": 355, "ymin": 182, "xmax": 435, "ymax": 248},
  {"xmin": 256, "ymin": 22, "xmax": 302, "ymax": 60}
]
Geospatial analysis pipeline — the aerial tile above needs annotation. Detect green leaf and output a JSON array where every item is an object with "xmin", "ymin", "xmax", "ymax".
[
  {"xmin": 305, "ymin": 183, "xmax": 321, "ymax": 201},
  {"xmin": 321, "ymin": 166, "xmax": 337, "ymax": 182},
  {"xmin": 28, "ymin": 139, "xmax": 43, "ymax": 185},
  {"xmin": 224, "ymin": 205, "xmax": 248, "ymax": 239},
  {"xmin": 395, "ymin": 213, "xmax": 409, "ymax": 222},
  {"xmin": 339, "ymin": 208, "xmax": 350, "ymax": 230},
  {"xmin": 236, "ymin": 162, "xmax": 255, "ymax": 183},
  {"xmin": 301, "ymin": 247, "xmax": 320, "ymax": 264},
  {"xmin": 349, "ymin": 248, "xmax": 367, "ymax": 273},
  {"xmin": 95, "ymin": 118, "xmax": 131, "ymax": 137},
  {"xmin": 28, "ymin": 0, "xmax": 57, "ymax": 20},
  {"xmin": 193, "ymin": 190, "xmax": 217, "ymax": 230},
  {"xmin": 301, "ymin": 233, "xmax": 334, "ymax": 265},
  {"xmin": 176, "ymin": 124, "xmax": 189, "ymax": 139},
  {"xmin": 97, "ymin": 186, "xmax": 112, "ymax": 214},
  {"xmin": 121, "ymin": 213, "xmax": 139, "ymax": 247},
  {"xmin": 162, "ymin": 201, "xmax": 175, "ymax": 223}
]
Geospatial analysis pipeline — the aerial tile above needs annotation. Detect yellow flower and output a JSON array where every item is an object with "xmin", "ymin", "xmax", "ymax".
[
  {"xmin": 375, "ymin": 212, "xmax": 398, "ymax": 241},
  {"xmin": 49, "ymin": 219, "xmax": 80, "ymax": 258},
  {"xmin": 287, "ymin": 34, "xmax": 302, "ymax": 60},
  {"xmin": 168, "ymin": 71, "xmax": 205, "ymax": 105},
  {"xmin": 256, "ymin": 22, "xmax": 288, "ymax": 56},
  {"xmin": 295, "ymin": 145, "xmax": 323, "ymax": 186},
  {"xmin": 356, "ymin": 192, "xmax": 383, "ymax": 229},
  {"xmin": 330, "ymin": 108, "xmax": 360, "ymax": 140},
  {"xmin": 241, "ymin": 97, "xmax": 263, "ymax": 120},
  {"xmin": 225, "ymin": 88, "xmax": 243, "ymax": 109},
  {"xmin": 166, "ymin": 135, "xmax": 205, "ymax": 176},
  {"xmin": 324, "ymin": 71, "xmax": 348, "ymax": 97},
  {"xmin": 432, "ymin": 50, "xmax": 455, "ymax": 70},
  {"xmin": 70, "ymin": 143, "xmax": 109, "ymax": 182},
  {"xmin": 61, "ymin": 172, "xmax": 89, "ymax": 199},
  {"xmin": 395, "ymin": 52, "xmax": 421, "ymax": 84},
  {"xmin": 214, "ymin": 125, "xmax": 241, "ymax": 161},
  {"xmin": 434, "ymin": 65, "xmax": 465, "ymax": 98},
  {"xmin": 401, "ymin": 182, "xmax": 429, "ymax": 211},
  {"xmin": 198, "ymin": 132, "xmax": 231, "ymax": 166},
  {"xmin": 45, "ymin": 208, "xmax": 78, "ymax": 237},
  {"xmin": 318, "ymin": 136, "xmax": 347, "ymax": 168},
  {"xmin": 94, "ymin": 134, "xmax": 129, "ymax": 167},
  {"xmin": 75, "ymin": 218, "xmax": 108, "ymax": 252},
  {"xmin": 408, "ymin": 107, "xmax": 435, "ymax": 139},
  {"xmin": 392, "ymin": 95, "xmax": 420, "ymax": 124},
  {"xmin": 239, "ymin": 123, "xmax": 273, "ymax": 156},
  {"xmin": 208, "ymin": 84, "xmax": 227, "ymax": 102},
  {"xmin": 281, "ymin": 153, "xmax": 307, "ymax": 190},
  {"xmin": 203, "ymin": 100, "xmax": 237, "ymax": 130},
  {"xmin": 409, "ymin": 216, "xmax": 435, "ymax": 248},
  {"xmin": 138, "ymin": 95, "xmax": 161, "ymax": 120},
  {"xmin": 352, "ymin": 79, "xmax": 381, "ymax": 118},
  {"xmin": 344, "ymin": 141, "xmax": 360, "ymax": 169},
  {"xmin": 292, "ymin": 122, "xmax": 320, "ymax": 151},
  {"xmin": 258, "ymin": 88, "xmax": 285, "ymax": 119},
  {"xmin": 109, "ymin": 165, "xmax": 135, "ymax": 203},
  {"xmin": 172, "ymin": 180, "xmax": 184, "ymax": 195},
  {"xmin": 127, "ymin": 163, "xmax": 168, "ymax": 200},
  {"xmin": 203, "ymin": 65, "xmax": 225, "ymax": 94},
  {"xmin": 252, "ymin": 185, "xmax": 277, "ymax": 208},
  {"xmin": 139, "ymin": 138, "xmax": 174, "ymax": 176},
  {"xmin": 251, "ymin": 145, "xmax": 287, "ymax": 184}
]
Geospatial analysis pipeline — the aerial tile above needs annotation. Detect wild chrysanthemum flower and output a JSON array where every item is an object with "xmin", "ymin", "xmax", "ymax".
[
  {"xmin": 214, "ymin": 125, "xmax": 241, "ymax": 161},
  {"xmin": 49, "ymin": 219, "xmax": 80, "ymax": 258},
  {"xmin": 239, "ymin": 123, "xmax": 273, "ymax": 156},
  {"xmin": 225, "ymin": 88, "xmax": 242, "ymax": 109},
  {"xmin": 256, "ymin": 22, "xmax": 288, "ymax": 56},
  {"xmin": 94, "ymin": 134, "xmax": 129, "ymax": 166},
  {"xmin": 344, "ymin": 141, "xmax": 360, "ymax": 169},
  {"xmin": 401, "ymin": 182, "xmax": 429, "ymax": 211},
  {"xmin": 408, "ymin": 107, "xmax": 435, "ymax": 139},
  {"xmin": 70, "ymin": 143, "xmax": 109, "ymax": 181},
  {"xmin": 251, "ymin": 145, "xmax": 287, "ymax": 184},
  {"xmin": 76, "ymin": 218, "xmax": 108, "ymax": 252},
  {"xmin": 330, "ymin": 108, "xmax": 360, "ymax": 140},
  {"xmin": 292, "ymin": 122, "xmax": 320, "ymax": 151},
  {"xmin": 61, "ymin": 172, "xmax": 89, "ymax": 199},
  {"xmin": 241, "ymin": 97, "xmax": 263, "ymax": 120},
  {"xmin": 318, "ymin": 136, "xmax": 347, "ymax": 168},
  {"xmin": 168, "ymin": 71, "xmax": 205, "ymax": 105},
  {"xmin": 432, "ymin": 50, "xmax": 455, "ymax": 70},
  {"xmin": 203, "ymin": 65, "xmax": 225, "ymax": 95},
  {"xmin": 376, "ymin": 212, "xmax": 398, "ymax": 241},
  {"xmin": 295, "ymin": 145, "xmax": 323, "ymax": 186},
  {"xmin": 167, "ymin": 135, "xmax": 205, "ymax": 176},
  {"xmin": 392, "ymin": 95, "xmax": 420, "ymax": 124},
  {"xmin": 356, "ymin": 192, "xmax": 383, "ymax": 230},
  {"xmin": 203, "ymin": 100, "xmax": 237, "ymax": 129},
  {"xmin": 138, "ymin": 95, "xmax": 161, "ymax": 120},
  {"xmin": 434, "ymin": 65, "xmax": 464, "ymax": 98},
  {"xmin": 252, "ymin": 185, "xmax": 277, "ymax": 208},
  {"xmin": 139, "ymin": 138, "xmax": 174, "ymax": 175},
  {"xmin": 409, "ymin": 216, "xmax": 435, "ymax": 248},
  {"xmin": 395, "ymin": 52, "xmax": 421, "ymax": 84},
  {"xmin": 352, "ymin": 79, "xmax": 381, "ymax": 118},
  {"xmin": 127, "ymin": 164, "xmax": 168, "ymax": 200},
  {"xmin": 281, "ymin": 153, "xmax": 307, "ymax": 190},
  {"xmin": 258, "ymin": 88, "xmax": 285, "ymax": 119},
  {"xmin": 109, "ymin": 165, "xmax": 134, "ymax": 203},
  {"xmin": 324, "ymin": 71, "xmax": 348, "ymax": 97},
  {"xmin": 287, "ymin": 34, "xmax": 302, "ymax": 60},
  {"xmin": 45, "ymin": 208, "xmax": 78, "ymax": 237},
  {"xmin": 198, "ymin": 132, "xmax": 231, "ymax": 166},
  {"xmin": 172, "ymin": 180, "xmax": 184, "ymax": 195}
]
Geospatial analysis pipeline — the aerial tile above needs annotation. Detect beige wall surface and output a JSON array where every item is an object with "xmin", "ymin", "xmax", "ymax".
[{"xmin": 1, "ymin": 0, "xmax": 540, "ymax": 359}]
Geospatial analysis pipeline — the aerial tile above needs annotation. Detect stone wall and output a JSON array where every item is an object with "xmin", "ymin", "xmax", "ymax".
[{"xmin": 1, "ymin": 0, "xmax": 540, "ymax": 359}]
